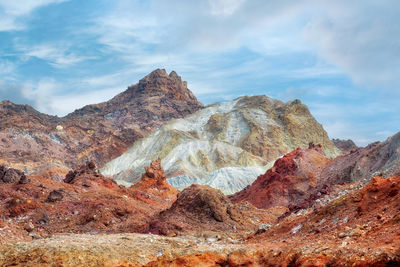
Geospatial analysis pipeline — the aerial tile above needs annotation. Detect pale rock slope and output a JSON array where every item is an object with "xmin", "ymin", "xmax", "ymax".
[{"xmin": 101, "ymin": 95, "xmax": 340, "ymax": 194}]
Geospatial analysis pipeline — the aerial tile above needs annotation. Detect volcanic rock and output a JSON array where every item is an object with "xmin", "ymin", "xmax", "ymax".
[
  {"xmin": 230, "ymin": 145, "xmax": 332, "ymax": 211},
  {"xmin": 0, "ymin": 69, "xmax": 203, "ymax": 174},
  {"xmin": 146, "ymin": 184, "xmax": 266, "ymax": 235},
  {"xmin": 0, "ymin": 165, "xmax": 28, "ymax": 184},
  {"xmin": 46, "ymin": 190, "xmax": 64, "ymax": 202},
  {"xmin": 0, "ymin": 160, "xmax": 179, "ymax": 241},
  {"xmin": 0, "ymin": 176, "xmax": 399, "ymax": 266},
  {"xmin": 332, "ymin": 138, "xmax": 358, "ymax": 154},
  {"xmin": 322, "ymin": 131, "xmax": 400, "ymax": 184},
  {"xmin": 64, "ymin": 161, "xmax": 98, "ymax": 184},
  {"xmin": 102, "ymin": 95, "xmax": 340, "ymax": 194},
  {"xmin": 141, "ymin": 158, "xmax": 166, "ymax": 183}
]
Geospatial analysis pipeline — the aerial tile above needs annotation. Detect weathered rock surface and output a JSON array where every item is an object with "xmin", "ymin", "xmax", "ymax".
[
  {"xmin": 146, "ymin": 184, "xmax": 269, "ymax": 235},
  {"xmin": 102, "ymin": 96, "xmax": 340, "ymax": 194},
  {"xmin": 230, "ymin": 143, "xmax": 332, "ymax": 211},
  {"xmin": 332, "ymin": 138, "xmax": 358, "ymax": 154},
  {"xmin": 322, "ymin": 131, "xmax": 400, "ymax": 184},
  {"xmin": 1, "ymin": 176, "xmax": 399, "ymax": 266},
  {"xmin": 0, "ymin": 165, "xmax": 28, "ymax": 184},
  {"xmin": 0, "ymin": 69, "xmax": 203, "ymax": 174},
  {"xmin": 0, "ymin": 161, "xmax": 178, "ymax": 244}
]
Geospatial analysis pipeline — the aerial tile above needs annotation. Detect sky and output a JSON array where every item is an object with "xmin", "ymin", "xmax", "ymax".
[{"xmin": 0, "ymin": 0, "xmax": 399, "ymax": 146}]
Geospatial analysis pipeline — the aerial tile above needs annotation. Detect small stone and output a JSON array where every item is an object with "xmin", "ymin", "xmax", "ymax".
[
  {"xmin": 39, "ymin": 214, "xmax": 50, "ymax": 225},
  {"xmin": 46, "ymin": 190, "xmax": 63, "ymax": 202},
  {"xmin": 24, "ymin": 222, "xmax": 35, "ymax": 232},
  {"xmin": 338, "ymin": 232, "xmax": 347, "ymax": 238},
  {"xmin": 206, "ymin": 237, "xmax": 217, "ymax": 242},
  {"xmin": 258, "ymin": 223, "xmax": 272, "ymax": 231},
  {"xmin": 273, "ymin": 251, "xmax": 281, "ymax": 257}
]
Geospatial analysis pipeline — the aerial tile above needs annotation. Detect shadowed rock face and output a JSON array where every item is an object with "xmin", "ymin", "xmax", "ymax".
[{"xmin": 0, "ymin": 69, "xmax": 203, "ymax": 174}]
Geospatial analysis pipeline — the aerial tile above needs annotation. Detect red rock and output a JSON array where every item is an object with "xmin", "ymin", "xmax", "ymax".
[
  {"xmin": 230, "ymin": 145, "xmax": 332, "ymax": 211},
  {"xmin": 146, "ymin": 184, "xmax": 268, "ymax": 235}
]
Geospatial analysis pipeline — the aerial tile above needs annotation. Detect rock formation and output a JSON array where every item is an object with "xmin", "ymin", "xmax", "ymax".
[
  {"xmin": 322, "ymin": 131, "xmax": 400, "ymax": 184},
  {"xmin": 0, "ymin": 160, "xmax": 178, "ymax": 242},
  {"xmin": 230, "ymin": 144, "xmax": 332, "ymax": 211},
  {"xmin": 1, "ymin": 176, "xmax": 398, "ymax": 266},
  {"xmin": 146, "ymin": 184, "xmax": 267, "ymax": 235},
  {"xmin": 102, "ymin": 96, "xmax": 340, "ymax": 194},
  {"xmin": 332, "ymin": 138, "xmax": 358, "ymax": 154},
  {"xmin": 0, "ymin": 165, "xmax": 28, "ymax": 184},
  {"xmin": 0, "ymin": 69, "xmax": 203, "ymax": 175}
]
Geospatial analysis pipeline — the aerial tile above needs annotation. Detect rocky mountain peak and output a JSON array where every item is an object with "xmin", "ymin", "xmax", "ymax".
[{"xmin": 135, "ymin": 69, "xmax": 200, "ymax": 105}]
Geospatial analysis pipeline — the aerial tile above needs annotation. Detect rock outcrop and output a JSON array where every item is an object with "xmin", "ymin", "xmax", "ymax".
[
  {"xmin": 0, "ymin": 160, "xmax": 179, "ymax": 241},
  {"xmin": 0, "ymin": 69, "xmax": 203, "ymax": 174},
  {"xmin": 146, "ymin": 184, "xmax": 267, "ymax": 235},
  {"xmin": 230, "ymin": 144, "xmax": 332, "ymax": 211},
  {"xmin": 0, "ymin": 165, "xmax": 28, "ymax": 184},
  {"xmin": 332, "ymin": 138, "xmax": 358, "ymax": 154},
  {"xmin": 1, "ymin": 176, "xmax": 399, "ymax": 266},
  {"xmin": 322, "ymin": 131, "xmax": 400, "ymax": 184},
  {"xmin": 102, "ymin": 96, "xmax": 340, "ymax": 194}
]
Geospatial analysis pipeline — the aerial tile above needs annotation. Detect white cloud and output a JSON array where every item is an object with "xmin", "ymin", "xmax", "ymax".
[
  {"xmin": 209, "ymin": 0, "xmax": 246, "ymax": 16},
  {"xmin": 303, "ymin": 0, "xmax": 400, "ymax": 90},
  {"xmin": 0, "ymin": 60, "xmax": 16, "ymax": 75},
  {"xmin": 0, "ymin": 0, "xmax": 69, "ymax": 31},
  {"xmin": 50, "ymin": 87, "xmax": 124, "ymax": 116},
  {"xmin": 90, "ymin": 0, "xmax": 400, "ymax": 92},
  {"xmin": 16, "ymin": 43, "xmax": 92, "ymax": 68}
]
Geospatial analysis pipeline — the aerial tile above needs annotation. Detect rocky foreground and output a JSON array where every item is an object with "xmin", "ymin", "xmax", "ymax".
[
  {"xmin": 0, "ymin": 150, "xmax": 399, "ymax": 266},
  {"xmin": 0, "ymin": 175, "xmax": 398, "ymax": 266}
]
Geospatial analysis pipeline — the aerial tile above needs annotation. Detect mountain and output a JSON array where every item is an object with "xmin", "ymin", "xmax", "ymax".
[
  {"xmin": 101, "ymin": 95, "xmax": 340, "ymax": 194},
  {"xmin": 332, "ymin": 138, "xmax": 358, "ymax": 154},
  {"xmin": 231, "ymin": 131, "xmax": 400, "ymax": 212},
  {"xmin": 322, "ymin": 131, "xmax": 400, "ymax": 183},
  {"xmin": 0, "ymin": 69, "xmax": 203, "ymax": 174}
]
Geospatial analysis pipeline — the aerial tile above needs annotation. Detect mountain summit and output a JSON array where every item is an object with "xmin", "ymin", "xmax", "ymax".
[{"xmin": 0, "ymin": 69, "xmax": 203, "ymax": 173}]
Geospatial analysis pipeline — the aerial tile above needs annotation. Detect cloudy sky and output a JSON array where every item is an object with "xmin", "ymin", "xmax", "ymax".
[{"xmin": 0, "ymin": 0, "xmax": 399, "ymax": 146}]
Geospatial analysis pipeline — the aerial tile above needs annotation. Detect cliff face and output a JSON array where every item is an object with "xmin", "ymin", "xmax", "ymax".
[
  {"xmin": 0, "ymin": 69, "xmax": 203, "ymax": 174},
  {"xmin": 102, "ymin": 95, "xmax": 340, "ymax": 194}
]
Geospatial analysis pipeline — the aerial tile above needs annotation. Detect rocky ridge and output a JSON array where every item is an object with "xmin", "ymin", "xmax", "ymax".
[
  {"xmin": 230, "ymin": 143, "xmax": 332, "ymax": 211},
  {"xmin": 0, "ymin": 69, "xmax": 203, "ymax": 174},
  {"xmin": 102, "ymin": 95, "xmax": 340, "ymax": 194},
  {"xmin": 322, "ymin": 131, "xmax": 400, "ymax": 184},
  {"xmin": 332, "ymin": 138, "xmax": 358, "ymax": 154}
]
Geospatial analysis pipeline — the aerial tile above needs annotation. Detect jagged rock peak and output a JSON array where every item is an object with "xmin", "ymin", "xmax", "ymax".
[{"xmin": 135, "ymin": 69, "xmax": 201, "ymax": 105}]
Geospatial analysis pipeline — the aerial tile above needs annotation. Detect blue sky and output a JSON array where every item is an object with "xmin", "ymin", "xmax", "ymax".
[{"xmin": 0, "ymin": 0, "xmax": 399, "ymax": 146}]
